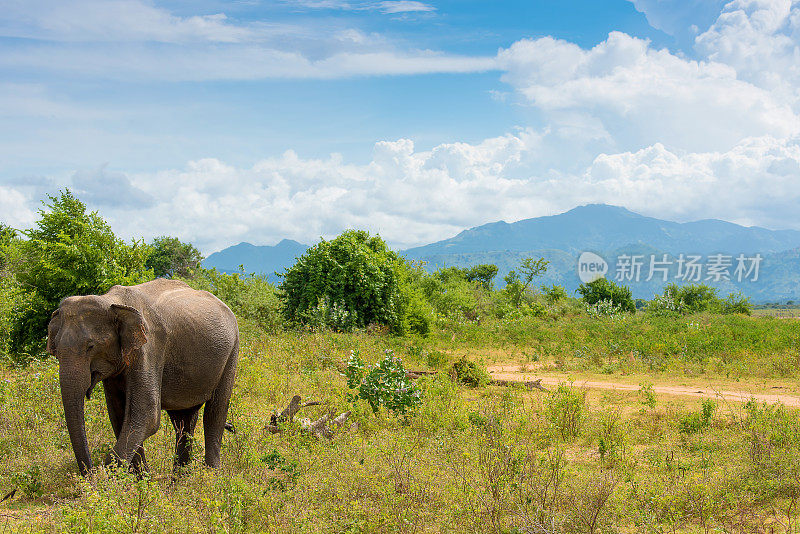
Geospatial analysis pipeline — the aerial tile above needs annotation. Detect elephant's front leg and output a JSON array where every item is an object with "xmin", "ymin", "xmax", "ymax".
[
  {"xmin": 103, "ymin": 377, "xmax": 149, "ymax": 473},
  {"xmin": 111, "ymin": 372, "xmax": 161, "ymax": 471}
]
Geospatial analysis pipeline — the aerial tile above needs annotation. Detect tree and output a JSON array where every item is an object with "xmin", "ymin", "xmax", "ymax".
[
  {"xmin": 504, "ymin": 257, "xmax": 549, "ymax": 308},
  {"xmin": 576, "ymin": 277, "xmax": 635, "ymax": 313},
  {"xmin": 464, "ymin": 264, "xmax": 499, "ymax": 291},
  {"xmin": 146, "ymin": 236, "xmax": 203, "ymax": 278},
  {"xmin": 279, "ymin": 230, "xmax": 421, "ymax": 334},
  {"xmin": 9, "ymin": 190, "xmax": 152, "ymax": 358},
  {"xmin": 0, "ymin": 224, "xmax": 16, "ymax": 272}
]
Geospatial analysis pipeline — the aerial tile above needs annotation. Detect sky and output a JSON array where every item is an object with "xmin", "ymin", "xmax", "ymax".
[{"xmin": 1, "ymin": 0, "xmax": 800, "ymax": 254}]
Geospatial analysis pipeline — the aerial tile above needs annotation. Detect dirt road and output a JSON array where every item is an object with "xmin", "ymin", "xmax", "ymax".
[{"xmin": 487, "ymin": 365, "xmax": 800, "ymax": 408}]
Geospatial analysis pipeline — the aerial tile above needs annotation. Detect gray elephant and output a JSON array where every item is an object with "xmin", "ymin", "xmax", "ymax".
[{"xmin": 46, "ymin": 278, "xmax": 239, "ymax": 475}]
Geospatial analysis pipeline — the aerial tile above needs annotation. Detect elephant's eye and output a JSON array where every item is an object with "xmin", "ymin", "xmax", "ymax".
[{"xmin": 87, "ymin": 343, "xmax": 94, "ymax": 351}]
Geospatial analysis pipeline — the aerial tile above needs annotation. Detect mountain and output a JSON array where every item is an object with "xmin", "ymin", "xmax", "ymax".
[
  {"xmin": 404, "ymin": 204, "xmax": 800, "ymax": 258},
  {"xmin": 203, "ymin": 239, "xmax": 308, "ymax": 281},
  {"xmin": 403, "ymin": 205, "xmax": 800, "ymax": 302}
]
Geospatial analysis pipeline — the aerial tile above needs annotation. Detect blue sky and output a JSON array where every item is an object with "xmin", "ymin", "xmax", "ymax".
[{"xmin": 1, "ymin": 0, "xmax": 799, "ymax": 253}]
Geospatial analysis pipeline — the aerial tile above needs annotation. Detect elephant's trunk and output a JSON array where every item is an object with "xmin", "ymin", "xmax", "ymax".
[{"xmin": 59, "ymin": 365, "xmax": 93, "ymax": 476}]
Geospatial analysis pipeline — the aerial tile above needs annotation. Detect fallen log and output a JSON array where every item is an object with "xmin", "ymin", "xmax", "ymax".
[
  {"xmin": 405, "ymin": 370, "xmax": 549, "ymax": 392},
  {"xmin": 265, "ymin": 395, "xmax": 355, "ymax": 439}
]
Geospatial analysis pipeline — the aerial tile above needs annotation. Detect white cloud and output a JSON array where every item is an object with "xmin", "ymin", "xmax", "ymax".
[
  {"xmin": 4, "ymin": 131, "xmax": 799, "ymax": 255},
  {"xmin": 497, "ymin": 31, "xmax": 800, "ymax": 153},
  {"xmin": 695, "ymin": 0, "xmax": 800, "ymax": 103},
  {"xmin": 377, "ymin": 2, "xmax": 436, "ymax": 14}
]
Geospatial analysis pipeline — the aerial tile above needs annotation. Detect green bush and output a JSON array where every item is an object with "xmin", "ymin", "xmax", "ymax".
[
  {"xmin": 717, "ymin": 292, "xmax": 752, "ymax": 315},
  {"xmin": 541, "ymin": 284, "xmax": 568, "ymax": 304},
  {"xmin": 450, "ymin": 356, "xmax": 490, "ymax": 387},
  {"xmin": 279, "ymin": 230, "xmax": 412, "ymax": 333},
  {"xmin": 345, "ymin": 350, "xmax": 422, "ymax": 414},
  {"xmin": 545, "ymin": 383, "xmax": 586, "ymax": 440},
  {"xmin": 576, "ymin": 277, "xmax": 635, "ymax": 313},
  {"xmin": 649, "ymin": 284, "xmax": 752, "ymax": 316},
  {"xmin": 9, "ymin": 191, "xmax": 152, "ymax": 361},
  {"xmin": 678, "ymin": 400, "xmax": 716, "ymax": 434}
]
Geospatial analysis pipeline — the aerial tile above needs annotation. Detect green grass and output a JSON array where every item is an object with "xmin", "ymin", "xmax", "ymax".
[{"xmin": 2, "ymin": 313, "xmax": 800, "ymax": 532}]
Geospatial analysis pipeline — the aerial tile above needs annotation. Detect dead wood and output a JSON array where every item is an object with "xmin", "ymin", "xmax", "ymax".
[{"xmin": 265, "ymin": 396, "xmax": 353, "ymax": 439}]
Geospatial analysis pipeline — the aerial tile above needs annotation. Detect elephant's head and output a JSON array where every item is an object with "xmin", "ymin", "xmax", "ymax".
[{"xmin": 47, "ymin": 296, "xmax": 147, "ymax": 475}]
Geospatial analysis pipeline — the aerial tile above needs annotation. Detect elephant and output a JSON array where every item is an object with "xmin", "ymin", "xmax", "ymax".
[{"xmin": 46, "ymin": 278, "xmax": 239, "ymax": 476}]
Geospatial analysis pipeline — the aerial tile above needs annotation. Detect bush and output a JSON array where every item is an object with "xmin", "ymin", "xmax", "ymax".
[
  {"xmin": 717, "ymin": 292, "xmax": 752, "ymax": 315},
  {"xmin": 678, "ymin": 400, "xmax": 716, "ymax": 434},
  {"xmin": 576, "ymin": 277, "xmax": 635, "ymax": 313},
  {"xmin": 280, "ymin": 230, "xmax": 411, "ymax": 333},
  {"xmin": 545, "ymin": 383, "xmax": 586, "ymax": 440},
  {"xmin": 541, "ymin": 284, "xmax": 567, "ymax": 304},
  {"xmin": 345, "ymin": 350, "xmax": 422, "ymax": 414},
  {"xmin": 450, "ymin": 356, "xmax": 491, "ymax": 387},
  {"xmin": 9, "ymin": 191, "xmax": 152, "ymax": 360}
]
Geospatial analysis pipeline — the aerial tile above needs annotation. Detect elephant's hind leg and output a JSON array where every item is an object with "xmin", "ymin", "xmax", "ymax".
[
  {"xmin": 202, "ymin": 343, "xmax": 238, "ymax": 468},
  {"xmin": 168, "ymin": 405, "xmax": 200, "ymax": 469}
]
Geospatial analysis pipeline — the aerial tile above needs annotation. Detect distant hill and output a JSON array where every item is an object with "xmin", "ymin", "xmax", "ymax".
[
  {"xmin": 203, "ymin": 205, "xmax": 800, "ymax": 302},
  {"xmin": 403, "ymin": 205, "xmax": 800, "ymax": 302},
  {"xmin": 404, "ymin": 204, "xmax": 800, "ymax": 257},
  {"xmin": 203, "ymin": 239, "xmax": 308, "ymax": 282}
]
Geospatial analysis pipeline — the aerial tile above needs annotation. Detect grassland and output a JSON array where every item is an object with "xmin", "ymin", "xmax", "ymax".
[{"xmin": 2, "ymin": 310, "xmax": 800, "ymax": 533}]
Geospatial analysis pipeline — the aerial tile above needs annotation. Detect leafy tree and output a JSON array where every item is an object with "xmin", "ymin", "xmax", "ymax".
[
  {"xmin": 9, "ymin": 190, "xmax": 152, "ymax": 359},
  {"xmin": 663, "ymin": 283, "xmax": 718, "ymax": 314},
  {"xmin": 464, "ymin": 264, "xmax": 499, "ymax": 291},
  {"xmin": 0, "ymin": 224, "xmax": 16, "ymax": 272},
  {"xmin": 504, "ymin": 257, "xmax": 549, "ymax": 308},
  {"xmin": 541, "ymin": 284, "xmax": 568, "ymax": 304},
  {"xmin": 576, "ymin": 277, "xmax": 635, "ymax": 313},
  {"xmin": 146, "ymin": 236, "xmax": 203, "ymax": 278},
  {"xmin": 279, "ymin": 230, "xmax": 420, "ymax": 334}
]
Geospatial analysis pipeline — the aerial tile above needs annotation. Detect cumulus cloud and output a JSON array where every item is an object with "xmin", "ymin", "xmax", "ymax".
[
  {"xmin": 71, "ymin": 164, "xmax": 155, "ymax": 209},
  {"xmin": 695, "ymin": 0, "xmax": 800, "ymax": 103},
  {"xmin": 497, "ymin": 31, "xmax": 800, "ymax": 153}
]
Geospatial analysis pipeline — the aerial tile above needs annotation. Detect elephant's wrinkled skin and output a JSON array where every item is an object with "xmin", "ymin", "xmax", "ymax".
[{"xmin": 47, "ymin": 279, "xmax": 239, "ymax": 475}]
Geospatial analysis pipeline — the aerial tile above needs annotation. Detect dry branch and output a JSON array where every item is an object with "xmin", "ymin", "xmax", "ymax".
[{"xmin": 265, "ymin": 395, "xmax": 354, "ymax": 439}]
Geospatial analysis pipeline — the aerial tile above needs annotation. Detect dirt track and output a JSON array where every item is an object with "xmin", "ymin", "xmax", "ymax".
[{"xmin": 487, "ymin": 365, "xmax": 800, "ymax": 408}]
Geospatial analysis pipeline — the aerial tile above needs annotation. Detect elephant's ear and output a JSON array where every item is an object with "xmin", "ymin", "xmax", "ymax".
[
  {"xmin": 46, "ymin": 310, "xmax": 60, "ymax": 356},
  {"xmin": 111, "ymin": 304, "xmax": 147, "ymax": 367}
]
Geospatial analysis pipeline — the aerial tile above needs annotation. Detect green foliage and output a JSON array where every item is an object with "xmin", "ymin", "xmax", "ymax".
[
  {"xmin": 0, "ymin": 223, "xmax": 16, "ymax": 271},
  {"xmin": 649, "ymin": 284, "xmax": 752, "ymax": 316},
  {"xmin": 576, "ymin": 277, "xmax": 635, "ymax": 313},
  {"xmin": 450, "ymin": 356, "xmax": 490, "ymax": 387},
  {"xmin": 279, "ymin": 230, "xmax": 409, "ymax": 333},
  {"xmin": 545, "ymin": 383, "xmax": 586, "ymax": 440},
  {"xmin": 419, "ymin": 268, "xmax": 481, "ymax": 321},
  {"xmin": 464, "ymin": 264, "xmax": 499, "ymax": 291},
  {"xmin": 678, "ymin": 400, "xmax": 716, "ymax": 434},
  {"xmin": 541, "ymin": 284, "xmax": 567, "ymax": 304},
  {"xmin": 145, "ymin": 236, "xmax": 203, "ymax": 278},
  {"xmin": 345, "ymin": 350, "xmax": 422, "ymax": 414},
  {"xmin": 638, "ymin": 382, "xmax": 657, "ymax": 409},
  {"xmin": 717, "ymin": 292, "xmax": 752, "ymax": 315},
  {"xmin": 9, "ymin": 191, "xmax": 152, "ymax": 360},
  {"xmin": 261, "ymin": 449, "xmax": 299, "ymax": 491},
  {"xmin": 503, "ymin": 257, "xmax": 549, "ymax": 309},
  {"xmin": 10, "ymin": 465, "xmax": 43, "ymax": 498},
  {"xmin": 181, "ymin": 268, "xmax": 282, "ymax": 333}
]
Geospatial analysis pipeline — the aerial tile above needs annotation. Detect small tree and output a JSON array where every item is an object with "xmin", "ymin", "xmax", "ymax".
[
  {"xmin": 464, "ymin": 264, "xmax": 499, "ymax": 291},
  {"xmin": 576, "ymin": 277, "xmax": 635, "ymax": 313},
  {"xmin": 504, "ymin": 257, "xmax": 549, "ymax": 308},
  {"xmin": 146, "ymin": 236, "xmax": 203, "ymax": 278},
  {"xmin": 10, "ymin": 191, "xmax": 152, "ymax": 359}
]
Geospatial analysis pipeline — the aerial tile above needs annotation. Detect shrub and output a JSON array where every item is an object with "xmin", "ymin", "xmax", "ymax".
[
  {"xmin": 450, "ymin": 356, "xmax": 491, "ymax": 387},
  {"xmin": 9, "ymin": 191, "xmax": 152, "ymax": 360},
  {"xmin": 647, "ymin": 288, "xmax": 687, "ymax": 316},
  {"xmin": 541, "ymin": 284, "xmax": 568, "ymax": 304},
  {"xmin": 576, "ymin": 277, "xmax": 635, "ymax": 313},
  {"xmin": 280, "ymin": 230, "xmax": 410, "ymax": 333},
  {"xmin": 678, "ymin": 400, "xmax": 716, "ymax": 434},
  {"xmin": 545, "ymin": 383, "xmax": 586, "ymax": 440},
  {"xmin": 717, "ymin": 292, "xmax": 752, "ymax": 315},
  {"xmin": 345, "ymin": 350, "xmax": 422, "ymax": 414}
]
